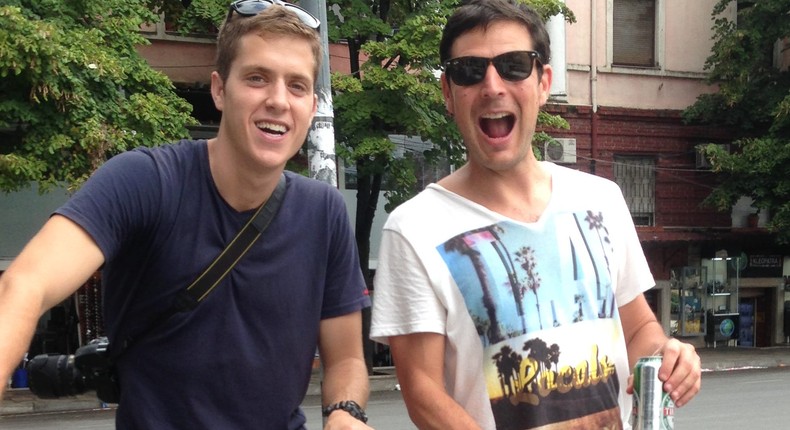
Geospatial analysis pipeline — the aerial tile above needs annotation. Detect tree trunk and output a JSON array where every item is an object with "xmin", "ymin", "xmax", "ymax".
[{"xmin": 355, "ymin": 166, "xmax": 383, "ymax": 374}]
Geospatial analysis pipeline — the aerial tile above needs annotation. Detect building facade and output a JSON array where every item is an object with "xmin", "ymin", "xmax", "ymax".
[{"xmin": 545, "ymin": 0, "xmax": 790, "ymax": 347}]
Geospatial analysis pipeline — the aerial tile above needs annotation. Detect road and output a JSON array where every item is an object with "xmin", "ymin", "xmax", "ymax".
[
  {"xmin": 2, "ymin": 367, "xmax": 788, "ymax": 429},
  {"xmin": 674, "ymin": 367, "xmax": 790, "ymax": 428}
]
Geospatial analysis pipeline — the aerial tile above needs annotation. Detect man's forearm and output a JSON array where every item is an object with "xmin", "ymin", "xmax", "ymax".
[
  {"xmin": 0, "ymin": 277, "xmax": 44, "ymax": 400},
  {"xmin": 321, "ymin": 356, "xmax": 370, "ymax": 407},
  {"xmin": 399, "ymin": 378, "xmax": 482, "ymax": 430},
  {"xmin": 625, "ymin": 319, "xmax": 668, "ymax": 368}
]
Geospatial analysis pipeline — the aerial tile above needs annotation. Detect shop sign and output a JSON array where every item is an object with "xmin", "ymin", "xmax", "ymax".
[
  {"xmin": 719, "ymin": 318, "xmax": 736, "ymax": 338},
  {"xmin": 749, "ymin": 255, "xmax": 782, "ymax": 268}
]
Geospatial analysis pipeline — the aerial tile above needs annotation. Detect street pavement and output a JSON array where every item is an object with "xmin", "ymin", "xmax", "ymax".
[{"xmin": 3, "ymin": 345, "xmax": 790, "ymax": 416}]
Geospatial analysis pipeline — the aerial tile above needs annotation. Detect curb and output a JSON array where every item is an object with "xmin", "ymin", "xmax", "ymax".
[{"xmin": 0, "ymin": 389, "xmax": 102, "ymax": 416}]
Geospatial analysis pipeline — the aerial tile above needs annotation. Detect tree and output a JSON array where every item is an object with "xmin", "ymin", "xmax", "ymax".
[
  {"xmin": 0, "ymin": 0, "xmax": 200, "ymax": 193},
  {"xmin": 683, "ymin": 0, "xmax": 790, "ymax": 243}
]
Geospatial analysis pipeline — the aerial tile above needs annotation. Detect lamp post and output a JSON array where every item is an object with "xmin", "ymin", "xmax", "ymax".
[{"xmin": 299, "ymin": 0, "xmax": 337, "ymax": 187}]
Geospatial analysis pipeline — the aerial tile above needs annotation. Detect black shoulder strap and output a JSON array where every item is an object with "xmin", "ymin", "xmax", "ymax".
[
  {"xmin": 119, "ymin": 174, "xmax": 287, "ymax": 354},
  {"xmin": 174, "ymin": 173, "xmax": 287, "ymax": 310}
]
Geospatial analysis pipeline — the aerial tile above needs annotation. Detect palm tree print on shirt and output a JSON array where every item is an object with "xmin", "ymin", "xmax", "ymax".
[
  {"xmin": 515, "ymin": 246, "xmax": 542, "ymax": 330},
  {"xmin": 444, "ymin": 230, "xmax": 505, "ymax": 344},
  {"xmin": 439, "ymin": 209, "xmax": 617, "ymax": 344},
  {"xmin": 492, "ymin": 345, "xmax": 523, "ymax": 398}
]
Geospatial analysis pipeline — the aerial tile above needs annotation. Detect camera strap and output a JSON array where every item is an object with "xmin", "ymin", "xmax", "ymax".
[{"xmin": 117, "ymin": 173, "xmax": 287, "ymax": 356}]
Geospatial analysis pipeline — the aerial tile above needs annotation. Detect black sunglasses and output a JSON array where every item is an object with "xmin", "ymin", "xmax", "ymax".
[
  {"xmin": 443, "ymin": 51, "xmax": 542, "ymax": 86},
  {"xmin": 226, "ymin": 0, "xmax": 320, "ymax": 29}
]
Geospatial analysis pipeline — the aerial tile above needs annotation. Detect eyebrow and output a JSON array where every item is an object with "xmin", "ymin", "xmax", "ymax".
[{"xmin": 238, "ymin": 64, "xmax": 314, "ymax": 85}]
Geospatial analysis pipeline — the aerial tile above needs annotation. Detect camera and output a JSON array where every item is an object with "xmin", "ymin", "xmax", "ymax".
[{"xmin": 26, "ymin": 337, "xmax": 120, "ymax": 403}]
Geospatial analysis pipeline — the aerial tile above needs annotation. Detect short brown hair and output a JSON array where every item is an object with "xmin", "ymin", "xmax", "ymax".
[
  {"xmin": 440, "ymin": 0, "xmax": 551, "ymax": 74},
  {"xmin": 215, "ymin": 5, "xmax": 322, "ymax": 83}
]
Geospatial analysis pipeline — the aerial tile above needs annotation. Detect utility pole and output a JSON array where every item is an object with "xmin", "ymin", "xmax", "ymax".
[
  {"xmin": 299, "ymin": 0, "xmax": 376, "ymax": 384},
  {"xmin": 300, "ymin": 0, "xmax": 337, "ymax": 187}
]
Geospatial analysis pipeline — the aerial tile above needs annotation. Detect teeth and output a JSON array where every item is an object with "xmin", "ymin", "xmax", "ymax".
[
  {"xmin": 481, "ymin": 112, "xmax": 510, "ymax": 119},
  {"xmin": 255, "ymin": 121, "xmax": 287, "ymax": 134}
]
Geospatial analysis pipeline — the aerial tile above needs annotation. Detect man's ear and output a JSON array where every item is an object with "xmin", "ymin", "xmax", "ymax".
[
  {"xmin": 538, "ymin": 64, "xmax": 553, "ymax": 106},
  {"xmin": 210, "ymin": 71, "xmax": 225, "ymax": 112},
  {"xmin": 441, "ymin": 73, "xmax": 454, "ymax": 117}
]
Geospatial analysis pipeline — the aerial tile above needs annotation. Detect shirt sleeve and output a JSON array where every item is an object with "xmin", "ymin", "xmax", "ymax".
[
  {"xmin": 610, "ymin": 181, "xmax": 656, "ymax": 307},
  {"xmin": 370, "ymin": 227, "xmax": 447, "ymax": 345},
  {"xmin": 320, "ymin": 185, "xmax": 371, "ymax": 319},
  {"xmin": 54, "ymin": 150, "xmax": 162, "ymax": 262}
]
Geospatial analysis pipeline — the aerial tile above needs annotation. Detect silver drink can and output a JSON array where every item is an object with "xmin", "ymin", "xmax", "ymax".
[{"xmin": 631, "ymin": 356, "xmax": 674, "ymax": 429}]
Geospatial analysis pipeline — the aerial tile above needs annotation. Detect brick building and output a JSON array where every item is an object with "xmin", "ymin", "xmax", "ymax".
[{"xmin": 541, "ymin": 0, "xmax": 790, "ymax": 347}]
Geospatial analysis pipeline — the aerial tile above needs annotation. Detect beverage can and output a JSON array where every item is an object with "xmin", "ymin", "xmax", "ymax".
[{"xmin": 631, "ymin": 356, "xmax": 674, "ymax": 430}]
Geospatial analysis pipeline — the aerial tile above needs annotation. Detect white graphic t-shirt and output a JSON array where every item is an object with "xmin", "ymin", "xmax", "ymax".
[{"xmin": 371, "ymin": 162, "xmax": 654, "ymax": 430}]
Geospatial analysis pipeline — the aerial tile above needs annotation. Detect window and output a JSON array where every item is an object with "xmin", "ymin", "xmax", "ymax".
[
  {"xmin": 613, "ymin": 157, "xmax": 655, "ymax": 226},
  {"xmin": 612, "ymin": 0, "xmax": 657, "ymax": 67}
]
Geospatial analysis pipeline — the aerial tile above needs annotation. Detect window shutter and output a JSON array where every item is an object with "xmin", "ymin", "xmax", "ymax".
[
  {"xmin": 614, "ymin": 157, "xmax": 656, "ymax": 226},
  {"xmin": 613, "ymin": 0, "xmax": 656, "ymax": 67}
]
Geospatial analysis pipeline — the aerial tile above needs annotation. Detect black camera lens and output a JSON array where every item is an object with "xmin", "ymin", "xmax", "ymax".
[{"xmin": 27, "ymin": 354, "xmax": 88, "ymax": 398}]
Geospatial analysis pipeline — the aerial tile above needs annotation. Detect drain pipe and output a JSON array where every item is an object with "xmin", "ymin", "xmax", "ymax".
[{"xmin": 590, "ymin": 0, "xmax": 599, "ymax": 175}]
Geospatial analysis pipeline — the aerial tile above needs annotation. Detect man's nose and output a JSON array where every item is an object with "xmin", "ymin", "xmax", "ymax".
[
  {"xmin": 265, "ymin": 80, "xmax": 289, "ymax": 111},
  {"xmin": 480, "ymin": 63, "xmax": 506, "ymax": 97}
]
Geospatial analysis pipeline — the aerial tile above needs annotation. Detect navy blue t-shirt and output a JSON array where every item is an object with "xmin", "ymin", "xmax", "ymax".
[{"xmin": 56, "ymin": 140, "xmax": 370, "ymax": 429}]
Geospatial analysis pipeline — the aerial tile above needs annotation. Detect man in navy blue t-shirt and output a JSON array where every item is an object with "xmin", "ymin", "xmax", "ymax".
[{"xmin": 0, "ymin": 3, "xmax": 372, "ymax": 429}]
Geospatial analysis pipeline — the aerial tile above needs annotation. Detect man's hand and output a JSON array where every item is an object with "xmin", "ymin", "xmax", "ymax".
[
  {"xmin": 324, "ymin": 409, "xmax": 375, "ymax": 429},
  {"xmin": 626, "ymin": 338, "xmax": 701, "ymax": 407},
  {"xmin": 656, "ymin": 338, "xmax": 701, "ymax": 407}
]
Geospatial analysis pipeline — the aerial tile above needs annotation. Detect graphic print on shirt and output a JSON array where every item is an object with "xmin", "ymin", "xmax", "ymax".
[{"xmin": 438, "ymin": 210, "xmax": 624, "ymax": 429}]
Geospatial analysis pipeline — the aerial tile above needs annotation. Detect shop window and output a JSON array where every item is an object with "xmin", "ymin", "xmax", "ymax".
[{"xmin": 612, "ymin": 0, "xmax": 657, "ymax": 67}]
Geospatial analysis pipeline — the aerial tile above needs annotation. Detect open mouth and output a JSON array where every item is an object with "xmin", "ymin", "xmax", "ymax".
[
  {"xmin": 479, "ymin": 113, "xmax": 515, "ymax": 139},
  {"xmin": 255, "ymin": 121, "xmax": 288, "ymax": 136}
]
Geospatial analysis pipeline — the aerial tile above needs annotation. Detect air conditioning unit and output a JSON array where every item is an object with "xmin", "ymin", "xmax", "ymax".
[
  {"xmin": 695, "ymin": 144, "xmax": 729, "ymax": 170},
  {"xmin": 543, "ymin": 138, "xmax": 577, "ymax": 164},
  {"xmin": 695, "ymin": 148, "xmax": 712, "ymax": 169}
]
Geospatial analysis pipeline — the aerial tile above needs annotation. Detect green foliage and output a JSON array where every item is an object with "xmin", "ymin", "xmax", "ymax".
[
  {"xmin": 519, "ymin": 0, "xmax": 576, "ymax": 25},
  {"xmin": 0, "ymin": 0, "xmax": 197, "ymax": 193},
  {"xmin": 326, "ymin": 0, "xmax": 392, "ymax": 43},
  {"xmin": 683, "ymin": 0, "xmax": 790, "ymax": 242},
  {"xmin": 150, "ymin": 0, "xmax": 226, "ymax": 36}
]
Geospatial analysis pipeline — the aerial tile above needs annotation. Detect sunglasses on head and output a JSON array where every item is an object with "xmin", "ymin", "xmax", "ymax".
[
  {"xmin": 443, "ymin": 50, "xmax": 542, "ymax": 86},
  {"xmin": 226, "ymin": 0, "xmax": 320, "ymax": 29}
]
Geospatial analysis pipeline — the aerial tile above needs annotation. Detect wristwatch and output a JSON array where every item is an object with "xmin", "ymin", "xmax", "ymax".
[{"xmin": 322, "ymin": 400, "xmax": 369, "ymax": 423}]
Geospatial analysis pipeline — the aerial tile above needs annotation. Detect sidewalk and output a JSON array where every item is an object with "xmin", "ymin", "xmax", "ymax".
[
  {"xmin": 697, "ymin": 344, "xmax": 790, "ymax": 371},
  {"xmin": 3, "ymin": 346, "xmax": 790, "ymax": 416},
  {"xmin": 0, "ymin": 366, "xmax": 400, "ymax": 416}
]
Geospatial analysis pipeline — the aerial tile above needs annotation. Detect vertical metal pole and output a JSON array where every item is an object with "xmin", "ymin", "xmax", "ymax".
[
  {"xmin": 296, "ymin": 5, "xmax": 333, "ymax": 425},
  {"xmin": 546, "ymin": 0, "xmax": 567, "ymax": 102},
  {"xmin": 299, "ymin": 0, "xmax": 337, "ymax": 187}
]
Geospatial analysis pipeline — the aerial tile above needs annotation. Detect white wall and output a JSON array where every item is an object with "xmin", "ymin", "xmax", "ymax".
[{"xmin": 0, "ymin": 185, "xmax": 70, "ymax": 267}]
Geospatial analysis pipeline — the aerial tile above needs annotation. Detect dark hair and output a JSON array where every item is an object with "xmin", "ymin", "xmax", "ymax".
[
  {"xmin": 440, "ymin": 0, "xmax": 551, "ymax": 66},
  {"xmin": 215, "ymin": 5, "xmax": 322, "ymax": 83}
]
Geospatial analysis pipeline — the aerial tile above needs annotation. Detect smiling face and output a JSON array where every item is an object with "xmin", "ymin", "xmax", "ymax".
[
  {"xmin": 211, "ymin": 31, "xmax": 317, "ymax": 173},
  {"xmin": 442, "ymin": 20, "xmax": 552, "ymax": 175}
]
